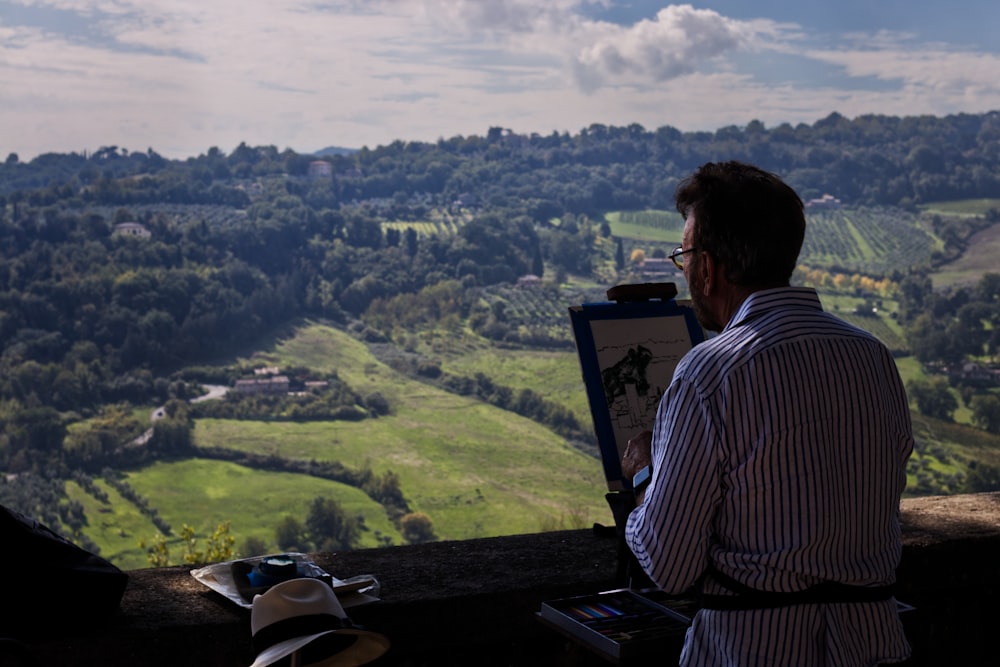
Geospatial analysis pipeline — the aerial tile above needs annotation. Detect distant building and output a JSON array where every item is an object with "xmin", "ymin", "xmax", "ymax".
[
  {"xmin": 308, "ymin": 161, "xmax": 333, "ymax": 179},
  {"xmin": 452, "ymin": 193, "xmax": 480, "ymax": 208},
  {"xmin": 516, "ymin": 274, "xmax": 541, "ymax": 288},
  {"xmin": 639, "ymin": 257, "xmax": 681, "ymax": 278},
  {"xmin": 234, "ymin": 376, "xmax": 290, "ymax": 395},
  {"xmin": 947, "ymin": 362, "xmax": 999, "ymax": 387},
  {"xmin": 236, "ymin": 182, "xmax": 266, "ymax": 200},
  {"xmin": 304, "ymin": 381, "xmax": 329, "ymax": 391},
  {"xmin": 112, "ymin": 222, "xmax": 151, "ymax": 238},
  {"xmin": 806, "ymin": 194, "xmax": 842, "ymax": 209}
]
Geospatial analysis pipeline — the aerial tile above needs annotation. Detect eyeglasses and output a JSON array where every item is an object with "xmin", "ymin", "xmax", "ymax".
[{"xmin": 669, "ymin": 246, "xmax": 697, "ymax": 270}]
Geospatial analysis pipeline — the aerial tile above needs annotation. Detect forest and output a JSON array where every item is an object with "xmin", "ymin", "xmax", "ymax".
[{"xmin": 2, "ymin": 110, "xmax": 1000, "ymax": 560}]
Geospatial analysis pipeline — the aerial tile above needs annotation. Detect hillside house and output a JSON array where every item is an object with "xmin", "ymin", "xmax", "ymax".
[
  {"xmin": 308, "ymin": 160, "xmax": 333, "ymax": 179},
  {"xmin": 304, "ymin": 380, "xmax": 329, "ymax": 390},
  {"xmin": 234, "ymin": 375, "xmax": 290, "ymax": 395},
  {"xmin": 806, "ymin": 193, "xmax": 842, "ymax": 209},
  {"xmin": 948, "ymin": 362, "xmax": 999, "ymax": 387},
  {"xmin": 639, "ymin": 257, "xmax": 681, "ymax": 278},
  {"xmin": 452, "ymin": 193, "xmax": 480, "ymax": 209},
  {"xmin": 112, "ymin": 222, "xmax": 151, "ymax": 238}
]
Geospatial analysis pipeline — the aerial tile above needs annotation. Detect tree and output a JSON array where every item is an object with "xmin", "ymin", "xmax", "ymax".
[
  {"xmin": 385, "ymin": 227, "xmax": 401, "ymax": 248},
  {"xmin": 615, "ymin": 238, "xmax": 625, "ymax": 271},
  {"xmin": 907, "ymin": 377, "xmax": 958, "ymax": 421},
  {"xmin": 364, "ymin": 391, "xmax": 390, "ymax": 417},
  {"xmin": 275, "ymin": 515, "xmax": 305, "ymax": 551},
  {"xmin": 8, "ymin": 405, "xmax": 66, "ymax": 456},
  {"xmin": 305, "ymin": 496, "xmax": 361, "ymax": 552},
  {"xmin": 404, "ymin": 227, "xmax": 419, "ymax": 257},
  {"xmin": 978, "ymin": 272, "xmax": 1000, "ymax": 304},
  {"xmin": 149, "ymin": 408, "xmax": 193, "ymax": 455},
  {"xmin": 898, "ymin": 274, "xmax": 933, "ymax": 322},
  {"xmin": 141, "ymin": 532, "xmax": 170, "ymax": 567},
  {"xmin": 971, "ymin": 395, "xmax": 1000, "ymax": 434},
  {"xmin": 532, "ymin": 245, "xmax": 544, "ymax": 277},
  {"xmin": 169, "ymin": 521, "xmax": 237, "ymax": 564},
  {"xmin": 204, "ymin": 521, "xmax": 237, "ymax": 562},
  {"xmin": 180, "ymin": 524, "xmax": 204, "ymax": 564},
  {"xmin": 241, "ymin": 536, "xmax": 268, "ymax": 558},
  {"xmin": 399, "ymin": 512, "xmax": 436, "ymax": 544}
]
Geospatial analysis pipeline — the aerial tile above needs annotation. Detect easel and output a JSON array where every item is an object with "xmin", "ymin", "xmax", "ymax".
[{"xmin": 602, "ymin": 283, "xmax": 678, "ymax": 589}]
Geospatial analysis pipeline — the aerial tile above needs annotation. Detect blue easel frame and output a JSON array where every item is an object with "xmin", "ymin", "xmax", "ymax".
[{"xmin": 570, "ymin": 288, "xmax": 705, "ymax": 491}]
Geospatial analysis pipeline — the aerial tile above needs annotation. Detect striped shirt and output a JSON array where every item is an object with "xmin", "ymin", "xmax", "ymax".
[{"xmin": 625, "ymin": 286, "xmax": 913, "ymax": 666}]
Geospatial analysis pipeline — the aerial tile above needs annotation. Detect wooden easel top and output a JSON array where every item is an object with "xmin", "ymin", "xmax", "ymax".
[{"xmin": 606, "ymin": 282, "xmax": 678, "ymax": 303}]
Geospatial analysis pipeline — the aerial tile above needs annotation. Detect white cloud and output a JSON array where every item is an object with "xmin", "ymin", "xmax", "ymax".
[
  {"xmin": 399, "ymin": 2, "xmax": 773, "ymax": 91},
  {"xmin": 408, "ymin": 0, "xmax": 582, "ymax": 33},
  {"xmin": 0, "ymin": 1, "xmax": 998, "ymax": 159},
  {"xmin": 806, "ymin": 42, "xmax": 1000, "ymax": 100},
  {"xmin": 569, "ymin": 5, "xmax": 756, "ymax": 91}
]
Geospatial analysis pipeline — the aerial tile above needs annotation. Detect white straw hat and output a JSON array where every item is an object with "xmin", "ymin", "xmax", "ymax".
[{"xmin": 249, "ymin": 578, "xmax": 390, "ymax": 667}]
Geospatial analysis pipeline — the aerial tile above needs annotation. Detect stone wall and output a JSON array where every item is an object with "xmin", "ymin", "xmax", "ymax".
[{"xmin": 13, "ymin": 492, "xmax": 1000, "ymax": 666}]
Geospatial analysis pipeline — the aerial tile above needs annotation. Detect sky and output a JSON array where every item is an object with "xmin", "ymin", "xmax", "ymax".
[{"xmin": 2, "ymin": 0, "xmax": 999, "ymax": 161}]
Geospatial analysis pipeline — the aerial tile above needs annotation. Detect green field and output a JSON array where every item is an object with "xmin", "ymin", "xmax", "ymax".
[
  {"xmin": 66, "ymin": 478, "xmax": 161, "ymax": 570},
  {"xmin": 254, "ymin": 324, "xmax": 609, "ymax": 528},
  {"xmin": 933, "ymin": 221, "xmax": 1000, "ymax": 289},
  {"xmin": 76, "ymin": 323, "xmax": 611, "ymax": 568},
  {"xmin": 381, "ymin": 209, "xmax": 472, "ymax": 237},
  {"xmin": 919, "ymin": 198, "xmax": 1000, "ymax": 289},
  {"xmin": 65, "ymin": 202, "xmax": 1000, "ymax": 570},
  {"xmin": 433, "ymin": 335, "xmax": 592, "ymax": 427},
  {"xmin": 799, "ymin": 208, "xmax": 938, "ymax": 274},
  {"xmin": 71, "ymin": 460, "xmax": 403, "ymax": 570},
  {"xmin": 608, "ymin": 205, "xmax": 959, "ymax": 277},
  {"xmin": 920, "ymin": 198, "xmax": 1000, "ymax": 217},
  {"xmin": 605, "ymin": 210, "xmax": 684, "ymax": 242}
]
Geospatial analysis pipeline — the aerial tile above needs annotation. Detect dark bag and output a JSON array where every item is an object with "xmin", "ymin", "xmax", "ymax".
[{"xmin": 0, "ymin": 505, "xmax": 129, "ymax": 635}]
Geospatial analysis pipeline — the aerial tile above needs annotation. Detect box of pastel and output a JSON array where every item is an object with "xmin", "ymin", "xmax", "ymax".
[{"xmin": 537, "ymin": 588, "xmax": 694, "ymax": 664}]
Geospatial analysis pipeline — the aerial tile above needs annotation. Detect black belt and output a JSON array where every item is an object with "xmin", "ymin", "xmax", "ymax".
[{"xmin": 700, "ymin": 566, "xmax": 895, "ymax": 611}]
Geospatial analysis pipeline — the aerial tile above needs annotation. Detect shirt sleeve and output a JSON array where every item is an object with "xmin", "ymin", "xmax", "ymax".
[{"xmin": 624, "ymin": 374, "xmax": 721, "ymax": 594}]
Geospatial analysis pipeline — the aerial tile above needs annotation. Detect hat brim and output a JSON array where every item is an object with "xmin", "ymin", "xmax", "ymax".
[{"xmin": 249, "ymin": 628, "xmax": 390, "ymax": 667}]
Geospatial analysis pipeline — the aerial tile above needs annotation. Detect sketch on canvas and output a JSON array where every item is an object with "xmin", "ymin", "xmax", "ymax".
[
  {"xmin": 570, "ymin": 296, "xmax": 704, "ymax": 490},
  {"xmin": 590, "ymin": 315, "xmax": 694, "ymax": 462}
]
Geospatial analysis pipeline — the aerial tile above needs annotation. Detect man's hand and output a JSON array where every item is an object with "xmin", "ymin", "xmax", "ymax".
[{"xmin": 621, "ymin": 430, "xmax": 653, "ymax": 480}]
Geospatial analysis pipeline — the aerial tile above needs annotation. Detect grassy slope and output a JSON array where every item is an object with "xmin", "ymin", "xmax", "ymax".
[
  {"xmin": 190, "ymin": 325, "xmax": 610, "ymax": 542},
  {"xmin": 79, "ymin": 323, "xmax": 610, "ymax": 567},
  {"xmin": 430, "ymin": 332, "xmax": 593, "ymax": 427},
  {"xmin": 920, "ymin": 199, "xmax": 1000, "ymax": 216},
  {"xmin": 920, "ymin": 198, "xmax": 1000, "ymax": 289},
  {"xmin": 129, "ymin": 459, "xmax": 402, "ymax": 547},
  {"xmin": 266, "ymin": 326, "xmax": 605, "ymax": 537},
  {"xmin": 66, "ymin": 478, "xmax": 160, "ymax": 570},
  {"xmin": 605, "ymin": 211, "xmax": 684, "ymax": 243},
  {"xmin": 933, "ymin": 222, "xmax": 1000, "ymax": 289},
  {"xmin": 72, "ymin": 461, "xmax": 402, "ymax": 570}
]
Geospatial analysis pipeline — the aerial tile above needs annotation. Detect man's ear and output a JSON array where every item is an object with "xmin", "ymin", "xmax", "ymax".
[{"xmin": 698, "ymin": 251, "xmax": 716, "ymax": 295}]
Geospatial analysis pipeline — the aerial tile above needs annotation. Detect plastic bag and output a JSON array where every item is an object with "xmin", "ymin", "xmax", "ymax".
[{"xmin": 190, "ymin": 552, "xmax": 380, "ymax": 609}]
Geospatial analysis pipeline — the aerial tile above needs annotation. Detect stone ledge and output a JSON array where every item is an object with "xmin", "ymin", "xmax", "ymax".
[{"xmin": 16, "ymin": 492, "xmax": 1000, "ymax": 666}]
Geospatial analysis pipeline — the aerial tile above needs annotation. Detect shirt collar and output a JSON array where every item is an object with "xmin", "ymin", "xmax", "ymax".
[{"xmin": 723, "ymin": 286, "xmax": 823, "ymax": 333}]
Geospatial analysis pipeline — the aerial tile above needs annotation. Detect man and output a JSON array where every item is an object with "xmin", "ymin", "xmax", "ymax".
[{"xmin": 622, "ymin": 161, "xmax": 912, "ymax": 666}]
